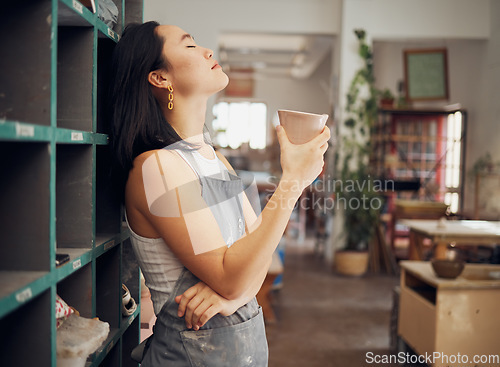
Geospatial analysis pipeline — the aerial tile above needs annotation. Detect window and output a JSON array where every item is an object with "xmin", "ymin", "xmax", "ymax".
[
  {"xmin": 443, "ymin": 111, "xmax": 463, "ymax": 213},
  {"xmin": 212, "ymin": 101, "xmax": 267, "ymax": 149}
]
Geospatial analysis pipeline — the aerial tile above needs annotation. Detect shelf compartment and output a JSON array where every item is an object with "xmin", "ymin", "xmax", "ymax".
[
  {"xmin": 96, "ymin": 145, "xmax": 122, "ymax": 234},
  {"xmin": 96, "ymin": 36, "xmax": 116, "ymax": 134},
  {"xmin": 58, "ymin": 0, "xmax": 95, "ymax": 27},
  {"xmin": 0, "ymin": 142, "xmax": 51, "ymax": 272},
  {"xmin": 95, "ymin": 234, "xmax": 121, "ymax": 257},
  {"xmin": 57, "ymin": 26, "xmax": 94, "ymax": 131},
  {"xmin": 0, "ymin": 122, "xmax": 109, "ymax": 144},
  {"xmin": 90, "ymin": 328, "xmax": 120, "ymax": 366},
  {"xmin": 121, "ymin": 315, "xmax": 141, "ymax": 367},
  {"xmin": 125, "ymin": 0, "xmax": 144, "ymax": 25},
  {"xmin": 0, "ymin": 120, "xmax": 53, "ymax": 142},
  {"xmin": 0, "ymin": 289, "xmax": 52, "ymax": 366},
  {"xmin": 96, "ymin": 246, "xmax": 120, "ymax": 329},
  {"xmin": 90, "ymin": 307, "xmax": 140, "ymax": 366},
  {"xmin": 54, "ymin": 128, "xmax": 109, "ymax": 144},
  {"xmin": 97, "ymin": 19, "xmax": 120, "ymax": 42},
  {"xmin": 104, "ymin": 0, "xmax": 123, "ymax": 35},
  {"xmin": 404, "ymin": 271, "xmax": 437, "ymax": 305},
  {"xmin": 57, "ymin": 263, "xmax": 93, "ymax": 318},
  {"xmin": 55, "ymin": 127, "xmax": 94, "ymax": 143},
  {"xmin": 0, "ymin": 0, "xmax": 52, "ymax": 126},
  {"xmin": 121, "ymin": 238, "xmax": 140, "ymax": 327},
  {"xmin": 54, "ymin": 247, "xmax": 93, "ymax": 283},
  {"xmin": 0, "ymin": 271, "xmax": 51, "ymax": 319},
  {"xmin": 56, "ymin": 144, "xmax": 93, "ymax": 248}
]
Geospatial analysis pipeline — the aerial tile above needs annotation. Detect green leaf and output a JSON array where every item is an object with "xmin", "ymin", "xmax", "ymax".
[
  {"xmin": 344, "ymin": 118, "xmax": 356, "ymax": 128},
  {"xmin": 354, "ymin": 29, "xmax": 366, "ymax": 41}
]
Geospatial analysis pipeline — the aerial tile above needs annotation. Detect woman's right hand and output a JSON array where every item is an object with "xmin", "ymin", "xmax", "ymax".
[
  {"xmin": 175, "ymin": 281, "xmax": 241, "ymax": 330},
  {"xmin": 276, "ymin": 124, "xmax": 330, "ymax": 193}
]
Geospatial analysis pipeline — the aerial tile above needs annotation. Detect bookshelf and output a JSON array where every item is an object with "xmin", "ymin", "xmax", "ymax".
[
  {"xmin": 371, "ymin": 108, "xmax": 467, "ymax": 211},
  {"xmin": 371, "ymin": 108, "xmax": 467, "ymax": 255},
  {"xmin": 0, "ymin": 0, "xmax": 143, "ymax": 366}
]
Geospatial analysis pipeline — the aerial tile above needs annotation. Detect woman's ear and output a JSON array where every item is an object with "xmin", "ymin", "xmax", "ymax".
[{"xmin": 148, "ymin": 70, "xmax": 168, "ymax": 88}]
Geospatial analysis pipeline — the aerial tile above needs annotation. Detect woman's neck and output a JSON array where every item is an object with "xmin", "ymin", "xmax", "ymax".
[{"xmin": 162, "ymin": 95, "xmax": 208, "ymax": 140}]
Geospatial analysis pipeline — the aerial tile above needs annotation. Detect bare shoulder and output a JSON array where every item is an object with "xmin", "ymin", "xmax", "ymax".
[
  {"xmin": 126, "ymin": 149, "xmax": 198, "ymax": 208},
  {"xmin": 129, "ymin": 149, "xmax": 197, "ymax": 184}
]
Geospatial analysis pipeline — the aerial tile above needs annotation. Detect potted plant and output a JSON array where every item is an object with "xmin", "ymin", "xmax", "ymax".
[
  {"xmin": 334, "ymin": 164, "xmax": 382, "ymax": 275},
  {"xmin": 333, "ymin": 29, "xmax": 382, "ymax": 276},
  {"xmin": 379, "ymin": 88, "xmax": 395, "ymax": 109},
  {"xmin": 468, "ymin": 152, "xmax": 500, "ymax": 177}
]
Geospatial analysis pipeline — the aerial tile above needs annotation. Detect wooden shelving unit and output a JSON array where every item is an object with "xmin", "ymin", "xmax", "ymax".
[
  {"xmin": 0, "ymin": 1, "xmax": 143, "ymax": 366},
  {"xmin": 371, "ymin": 108, "xmax": 467, "ymax": 211}
]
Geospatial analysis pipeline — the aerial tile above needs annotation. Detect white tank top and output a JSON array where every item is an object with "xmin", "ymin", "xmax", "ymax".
[{"xmin": 126, "ymin": 146, "xmax": 229, "ymax": 315}]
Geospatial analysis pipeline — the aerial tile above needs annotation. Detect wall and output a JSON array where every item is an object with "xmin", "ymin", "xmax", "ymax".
[
  {"xmin": 338, "ymin": 0, "xmax": 490, "ymax": 113},
  {"xmin": 144, "ymin": 0, "xmax": 342, "ymax": 57},
  {"xmin": 466, "ymin": 0, "xmax": 500, "ymax": 218},
  {"xmin": 254, "ymin": 51, "xmax": 333, "ymax": 129}
]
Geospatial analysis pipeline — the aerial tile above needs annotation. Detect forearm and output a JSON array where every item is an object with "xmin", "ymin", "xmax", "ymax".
[
  {"xmin": 218, "ymin": 180, "xmax": 299, "ymax": 298},
  {"xmin": 227, "ymin": 256, "xmax": 271, "ymax": 306}
]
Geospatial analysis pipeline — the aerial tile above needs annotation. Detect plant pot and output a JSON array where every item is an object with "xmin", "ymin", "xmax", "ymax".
[
  {"xmin": 380, "ymin": 98, "xmax": 394, "ymax": 109},
  {"xmin": 334, "ymin": 250, "xmax": 369, "ymax": 276}
]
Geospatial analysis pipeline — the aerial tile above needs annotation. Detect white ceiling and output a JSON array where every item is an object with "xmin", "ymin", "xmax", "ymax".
[{"xmin": 218, "ymin": 32, "xmax": 333, "ymax": 79}]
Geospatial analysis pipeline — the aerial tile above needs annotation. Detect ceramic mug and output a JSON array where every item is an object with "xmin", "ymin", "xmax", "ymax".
[{"xmin": 278, "ymin": 109, "xmax": 328, "ymax": 144}]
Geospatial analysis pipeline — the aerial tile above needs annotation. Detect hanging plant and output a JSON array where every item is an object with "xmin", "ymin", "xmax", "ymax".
[{"xmin": 336, "ymin": 29, "xmax": 382, "ymax": 251}]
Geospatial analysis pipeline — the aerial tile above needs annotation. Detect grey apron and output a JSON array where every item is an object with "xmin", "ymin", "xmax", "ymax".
[{"xmin": 138, "ymin": 148, "xmax": 269, "ymax": 367}]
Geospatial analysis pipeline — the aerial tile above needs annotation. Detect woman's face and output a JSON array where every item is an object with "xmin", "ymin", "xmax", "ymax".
[{"xmin": 156, "ymin": 25, "xmax": 229, "ymax": 97}]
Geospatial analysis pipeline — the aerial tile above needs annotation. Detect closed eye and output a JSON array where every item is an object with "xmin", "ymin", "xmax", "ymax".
[{"xmin": 187, "ymin": 45, "xmax": 196, "ymax": 48}]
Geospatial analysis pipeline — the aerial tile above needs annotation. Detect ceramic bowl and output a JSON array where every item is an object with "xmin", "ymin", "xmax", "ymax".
[{"xmin": 431, "ymin": 259, "xmax": 465, "ymax": 279}]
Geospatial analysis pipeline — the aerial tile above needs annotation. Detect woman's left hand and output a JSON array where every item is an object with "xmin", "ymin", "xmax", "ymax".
[{"xmin": 175, "ymin": 281, "xmax": 241, "ymax": 330}]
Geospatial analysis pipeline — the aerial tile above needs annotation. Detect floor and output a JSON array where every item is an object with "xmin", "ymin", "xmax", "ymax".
[
  {"xmin": 139, "ymin": 235, "xmax": 404, "ymax": 366},
  {"xmin": 265, "ymin": 236, "xmax": 400, "ymax": 367}
]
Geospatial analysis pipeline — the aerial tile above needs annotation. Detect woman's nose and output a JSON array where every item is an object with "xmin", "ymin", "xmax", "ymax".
[{"xmin": 205, "ymin": 48, "xmax": 213, "ymax": 58}]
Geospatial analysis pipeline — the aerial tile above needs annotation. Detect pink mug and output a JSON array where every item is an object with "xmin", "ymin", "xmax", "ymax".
[{"xmin": 278, "ymin": 109, "xmax": 328, "ymax": 144}]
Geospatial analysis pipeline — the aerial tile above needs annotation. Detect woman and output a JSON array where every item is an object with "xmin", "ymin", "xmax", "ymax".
[{"xmin": 110, "ymin": 21, "xmax": 330, "ymax": 366}]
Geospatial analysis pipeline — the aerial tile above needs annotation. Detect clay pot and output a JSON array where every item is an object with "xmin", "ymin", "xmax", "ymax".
[{"xmin": 334, "ymin": 250, "xmax": 369, "ymax": 276}]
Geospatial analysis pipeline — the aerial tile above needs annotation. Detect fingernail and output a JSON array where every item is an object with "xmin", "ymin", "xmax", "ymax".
[{"xmin": 178, "ymin": 311, "xmax": 182, "ymax": 317}]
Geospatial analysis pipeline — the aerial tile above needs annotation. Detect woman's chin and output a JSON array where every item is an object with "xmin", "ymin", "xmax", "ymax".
[{"xmin": 213, "ymin": 76, "xmax": 230, "ymax": 95}]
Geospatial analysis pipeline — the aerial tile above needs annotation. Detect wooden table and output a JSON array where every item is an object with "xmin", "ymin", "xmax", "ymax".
[
  {"xmin": 401, "ymin": 219, "xmax": 500, "ymax": 260},
  {"xmin": 390, "ymin": 200, "xmax": 448, "ymax": 252}
]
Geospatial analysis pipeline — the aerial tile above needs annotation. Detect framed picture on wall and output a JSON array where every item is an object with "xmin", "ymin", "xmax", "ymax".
[{"xmin": 403, "ymin": 48, "xmax": 449, "ymax": 102}]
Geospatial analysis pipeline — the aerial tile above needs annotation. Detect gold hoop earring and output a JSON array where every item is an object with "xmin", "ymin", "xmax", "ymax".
[{"xmin": 168, "ymin": 84, "xmax": 174, "ymax": 110}]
